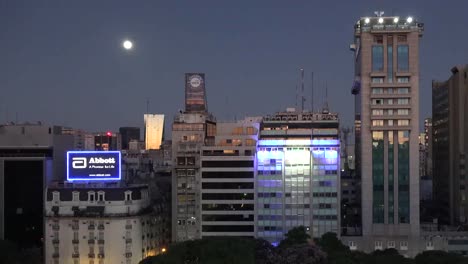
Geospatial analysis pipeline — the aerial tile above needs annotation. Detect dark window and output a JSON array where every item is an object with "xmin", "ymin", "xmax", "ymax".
[
  {"xmin": 202, "ymin": 182, "xmax": 254, "ymax": 189},
  {"xmin": 372, "ymin": 46, "xmax": 384, "ymax": 72},
  {"xmin": 397, "ymin": 45, "xmax": 409, "ymax": 71},
  {"xmin": 202, "ymin": 225, "xmax": 254, "ymax": 232},
  {"xmin": 202, "ymin": 160, "xmax": 254, "ymax": 168},
  {"xmin": 202, "ymin": 193, "xmax": 254, "ymax": 200},
  {"xmin": 202, "ymin": 214, "xmax": 254, "ymax": 221},
  {"xmin": 202, "ymin": 171, "xmax": 254, "ymax": 179},
  {"xmin": 201, "ymin": 204, "xmax": 254, "ymax": 211}
]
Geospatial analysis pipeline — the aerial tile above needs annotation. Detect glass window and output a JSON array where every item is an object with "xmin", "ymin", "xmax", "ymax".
[
  {"xmin": 397, "ymin": 77, "xmax": 410, "ymax": 83},
  {"xmin": 372, "ymin": 46, "xmax": 384, "ymax": 72},
  {"xmin": 398, "ymin": 120, "xmax": 409, "ymax": 126},
  {"xmin": 372, "ymin": 99, "xmax": 383, "ymax": 105},
  {"xmin": 388, "ymin": 120, "xmax": 394, "ymax": 126},
  {"xmin": 387, "ymin": 109, "xmax": 394, "ymax": 115},
  {"xmin": 388, "ymin": 99, "xmax": 393, "ymax": 105},
  {"xmin": 372, "ymin": 88, "xmax": 384, "ymax": 94},
  {"xmin": 372, "ymin": 120, "xmax": 384, "ymax": 126},
  {"xmin": 397, "ymin": 88, "xmax": 409, "ymax": 94},
  {"xmin": 397, "ymin": 109, "xmax": 409, "ymax": 115},
  {"xmin": 397, "ymin": 45, "xmax": 409, "ymax": 71},
  {"xmin": 372, "ymin": 109, "xmax": 384, "ymax": 116},
  {"xmin": 397, "ymin": 98, "xmax": 409, "ymax": 105},
  {"xmin": 388, "ymin": 45, "xmax": 393, "ymax": 83},
  {"xmin": 372, "ymin": 77, "xmax": 384, "ymax": 83},
  {"xmin": 386, "ymin": 88, "xmax": 394, "ymax": 94}
]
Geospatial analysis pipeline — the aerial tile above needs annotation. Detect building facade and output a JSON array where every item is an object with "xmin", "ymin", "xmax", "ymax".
[
  {"xmin": 44, "ymin": 183, "xmax": 159, "ymax": 264},
  {"xmin": 432, "ymin": 65, "xmax": 468, "ymax": 226},
  {"xmin": 257, "ymin": 109, "xmax": 340, "ymax": 244},
  {"xmin": 120, "ymin": 127, "xmax": 141, "ymax": 150},
  {"xmin": 350, "ymin": 14, "xmax": 424, "ymax": 256},
  {"xmin": 199, "ymin": 119, "xmax": 260, "ymax": 238},
  {"xmin": 144, "ymin": 114, "xmax": 165, "ymax": 150}
]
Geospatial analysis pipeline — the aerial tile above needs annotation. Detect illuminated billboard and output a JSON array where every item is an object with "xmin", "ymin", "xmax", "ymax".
[
  {"xmin": 67, "ymin": 151, "xmax": 121, "ymax": 181},
  {"xmin": 185, "ymin": 73, "xmax": 207, "ymax": 112}
]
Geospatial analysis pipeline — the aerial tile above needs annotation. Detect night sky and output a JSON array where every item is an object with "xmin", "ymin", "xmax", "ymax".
[{"xmin": 2, "ymin": 0, "xmax": 468, "ymax": 133}]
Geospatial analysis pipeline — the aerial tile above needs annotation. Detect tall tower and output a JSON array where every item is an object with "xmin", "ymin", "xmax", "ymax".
[{"xmin": 351, "ymin": 14, "xmax": 424, "ymax": 255}]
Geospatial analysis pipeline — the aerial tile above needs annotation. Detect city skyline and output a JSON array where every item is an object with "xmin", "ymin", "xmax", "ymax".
[{"xmin": 2, "ymin": 0, "xmax": 468, "ymax": 132}]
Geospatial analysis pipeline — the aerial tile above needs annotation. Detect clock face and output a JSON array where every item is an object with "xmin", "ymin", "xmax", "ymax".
[{"xmin": 189, "ymin": 75, "xmax": 202, "ymax": 88}]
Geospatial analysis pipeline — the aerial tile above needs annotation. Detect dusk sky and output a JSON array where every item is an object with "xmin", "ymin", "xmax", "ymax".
[{"xmin": 2, "ymin": 0, "xmax": 468, "ymax": 133}]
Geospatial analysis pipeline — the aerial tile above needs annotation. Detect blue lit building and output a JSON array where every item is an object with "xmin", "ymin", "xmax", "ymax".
[{"xmin": 256, "ymin": 108, "xmax": 340, "ymax": 243}]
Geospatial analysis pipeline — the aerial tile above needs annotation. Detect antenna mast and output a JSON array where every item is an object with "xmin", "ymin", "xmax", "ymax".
[
  {"xmin": 311, "ymin": 71, "xmax": 314, "ymax": 112},
  {"xmin": 301, "ymin": 68, "xmax": 305, "ymax": 112}
]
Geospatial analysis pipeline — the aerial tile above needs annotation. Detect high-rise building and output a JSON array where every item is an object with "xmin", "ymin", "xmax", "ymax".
[
  {"xmin": 144, "ymin": 114, "xmax": 164, "ymax": 150},
  {"xmin": 432, "ymin": 65, "xmax": 468, "ymax": 226},
  {"xmin": 94, "ymin": 132, "xmax": 121, "ymax": 151},
  {"xmin": 257, "ymin": 108, "xmax": 340, "ymax": 243},
  {"xmin": 200, "ymin": 119, "xmax": 260, "ymax": 238},
  {"xmin": 172, "ymin": 112, "xmax": 216, "ymax": 241},
  {"xmin": 349, "ymin": 14, "xmax": 424, "ymax": 255},
  {"xmin": 0, "ymin": 123, "xmax": 74, "ymax": 254},
  {"xmin": 119, "ymin": 127, "xmax": 140, "ymax": 150}
]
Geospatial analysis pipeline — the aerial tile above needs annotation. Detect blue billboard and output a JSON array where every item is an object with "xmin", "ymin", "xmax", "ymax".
[{"xmin": 67, "ymin": 151, "xmax": 121, "ymax": 181}]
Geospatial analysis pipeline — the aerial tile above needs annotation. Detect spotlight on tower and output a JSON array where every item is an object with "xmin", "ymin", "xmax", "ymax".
[
  {"xmin": 378, "ymin": 17, "xmax": 384, "ymax": 24},
  {"xmin": 364, "ymin": 18, "xmax": 370, "ymax": 24},
  {"xmin": 394, "ymin": 17, "xmax": 399, "ymax": 23},
  {"xmin": 407, "ymin": 16, "xmax": 413, "ymax": 23}
]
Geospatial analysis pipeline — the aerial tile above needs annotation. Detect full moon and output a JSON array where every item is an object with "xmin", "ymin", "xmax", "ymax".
[{"xmin": 123, "ymin": 40, "xmax": 133, "ymax": 50}]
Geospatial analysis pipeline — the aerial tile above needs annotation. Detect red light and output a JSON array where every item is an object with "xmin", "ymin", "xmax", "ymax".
[{"xmin": 106, "ymin": 132, "xmax": 112, "ymax": 136}]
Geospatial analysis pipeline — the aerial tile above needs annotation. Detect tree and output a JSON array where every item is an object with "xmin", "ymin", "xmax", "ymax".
[
  {"xmin": 279, "ymin": 226, "xmax": 311, "ymax": 248},
  {"xmin": 414, "ymin": 250, "xmax": 468, "ymax": 264}
]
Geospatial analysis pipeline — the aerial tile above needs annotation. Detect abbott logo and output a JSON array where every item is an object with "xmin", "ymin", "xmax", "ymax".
[{"xmin": 72, "ymin": 157, "xmax": 87, "ymax": 169}]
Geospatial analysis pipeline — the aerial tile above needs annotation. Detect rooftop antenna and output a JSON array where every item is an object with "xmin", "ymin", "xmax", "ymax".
[
  {"xmin": 311, "ymin": 71, "xmax": 314, "ymax": 113},
  {"xmin": 146, "ymin": 98, "xmax": 149, "ymax": 114},
  {"xmin": 374, "ymin": 11, "xmax": 384, "ymax": 17},
  {"xmin": 295, "ymin": 84, "xmax": 298, "ymax": 109},
  {"xmin": 301, "ymin": 68, "xmax": 305, "ymax": 113},
  {"xmin": 323, "ymin": 81, "xmax": 329, "ymax": 114}
]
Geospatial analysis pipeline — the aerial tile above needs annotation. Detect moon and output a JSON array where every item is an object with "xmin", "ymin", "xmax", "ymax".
[{"xmin": 123, "ymin": 40, "xmax": 133, "ymax": 50}]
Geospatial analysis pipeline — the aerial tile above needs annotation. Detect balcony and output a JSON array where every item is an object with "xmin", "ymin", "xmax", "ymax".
[
  {"xmin": 88, "ymin": 239, "xmax": 95, "ymax": 244},
  {"xmin": 72, "ymin": 253, "xmax": 80, "ymax": 258},
  {"xmin": 88, "ymin": 253, "xmax": 95, "ymax": 258},
  {"xmin": 52, "ymin": 239, "xmax": 60, "ymax": 244},
  {"xmin": 98, "ymin": 253, "xmax": 105, "ymax": 258},
  {"xmin": 98, "ymin": 225, "xmax": 105, "ymax": 230},
  {"xmin": 72, "ymin": 239, "xmax": 79, "ymax": 244},
  {"xmin": 98, "ymin": 239, "xmax": 105, "ymax": 244}
]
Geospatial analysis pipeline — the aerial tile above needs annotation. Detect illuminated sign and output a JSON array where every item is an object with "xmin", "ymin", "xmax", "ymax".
[{"xmin": 67, "ymin": 151, "xmax": 121, "ymax": 181}]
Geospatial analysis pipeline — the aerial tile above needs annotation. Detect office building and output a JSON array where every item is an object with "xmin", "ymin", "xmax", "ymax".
[
  {"xmin": 257, "ymin": 108, "xmax": 340, "ymax": 243},
  {"xmin": 200, "ymin": 118, "xmax": 260, "ymax": 238},
  {"xmin": 120, "ymin": 127, "xmax": 141, "ymax": 150},
  {"xmin": 172, "ymin": 112, "xmax": 216, "ymax": 241},
  {"xmin": 348, "ymin": 14, "xmax": 424, "ymax": 256},
  {"xmin": 432, "ymin": 65, "xmax": 468, "ymax": 226},
  {"xmin": 44, "ymin": 183, "xmax": 160, "ymax": 264},
  {"xmin": 144, "ymin": 114, "xmax": 164, "ymax": 150},
  {"xmin": 94, "ymin": 132, "xmax": 121, "ymax": 151},
  {"xmin": 0, "ymin": 123, "xmax": 73, "ymax": 253}
]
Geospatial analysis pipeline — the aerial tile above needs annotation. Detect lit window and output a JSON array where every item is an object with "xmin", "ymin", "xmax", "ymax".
[
  {"xmin": 388, "ymin": 120, "xmax": 394, "ymax": 126},
  {"xmin": 397, "ymin": 98, "xmax": 409, "ymax": 105},
  {"xmin": 398, "ymin": 120, "xmax": 410, "ymax": 126},
  {"xmin": 387, "ymin": 241, "xmax": 396, "ymax": 248},
  {"xmin": 400, "ymin": 241, "xmax": 408, "ymax": 250},
  {"xmin": 372, "ymin": 109, "xmax": 384, "ymax": 116},
  {"xmin": 387, "ymin": 109, "xmax": 394, "ymax": 115},
  {"xmin": 397, "ymin": 109, "xmax": 409, "ymax": 115},
  {"xmin": 372, "ymin": 120, "xmax": 384, "ymax": 126},
  {"xmin": 397, "ymin": 77, "xmax": 410, "ymax": 83},
  {"xmin": 387, "ymin": 99, "xmax": 393, "ymax": 105},
  {"xmin": 375, "ymin": 241, "xmax": 383, "ymax": 250}
]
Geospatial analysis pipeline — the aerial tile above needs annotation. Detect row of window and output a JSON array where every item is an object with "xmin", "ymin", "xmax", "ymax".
[
  {"xmin": 372, "ymin": 87, "xmax": 409, "ymax": 94},
  {"xmin": 372, "ymin": 77, "xmax": 410, "ymax": 84},
  {"xmin": 372, "ymin": 120, "xmax": 410, "ymax": 126},
  {"xmin": 372, "ymin": 98, "xmax": 409, "ymax": 105},
  {"xmin": 372, "ymin": 109, "xmax": 409, "ymax": 116},
  {"xmin": 372, "ymin": 45, "xmax": 409, "ymax": 72}
]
